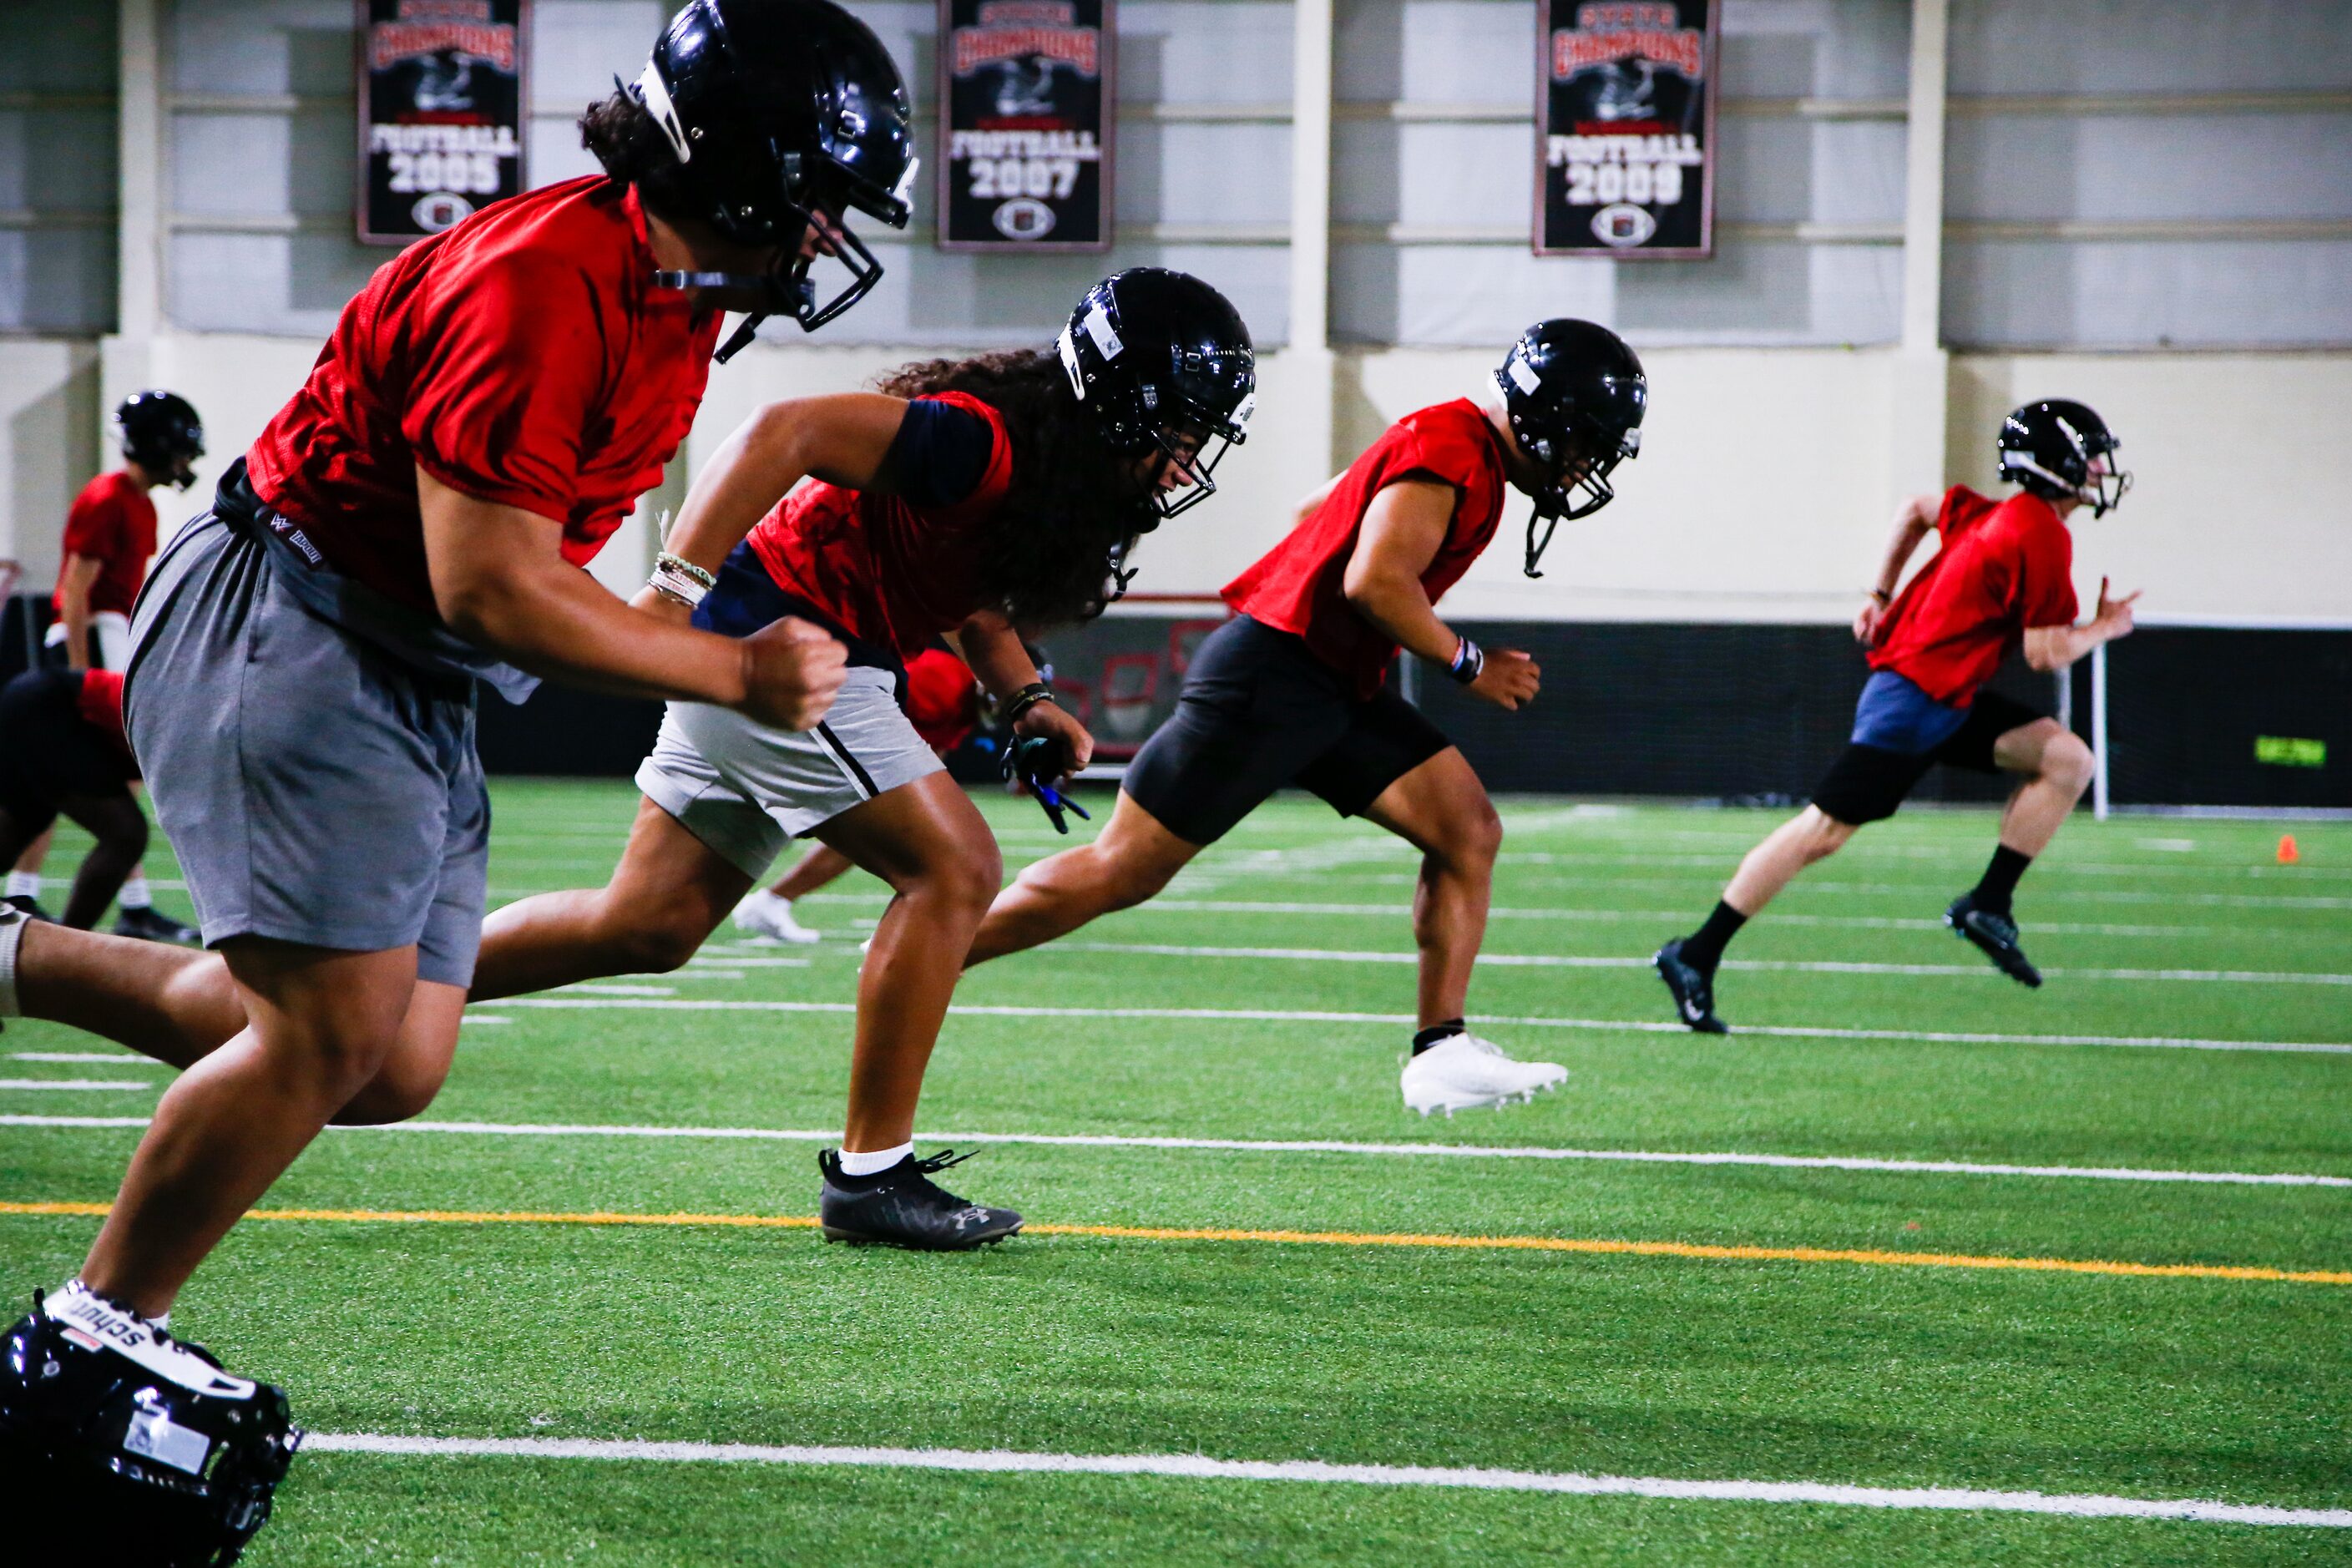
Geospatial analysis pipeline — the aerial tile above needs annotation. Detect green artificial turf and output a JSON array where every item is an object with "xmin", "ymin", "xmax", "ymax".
[{"xmin": 3, "ymin": 782, "xmax": 2348, "ymax": 1565}]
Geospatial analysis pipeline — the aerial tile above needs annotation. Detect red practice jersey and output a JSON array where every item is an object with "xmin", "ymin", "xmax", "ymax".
[
  {"xmin": 1223, "ymin": 398, "xmax": 1510, "ymax": 699},
  {"xmin": 246, "ymin": 176, "xmax": 721, "ymax": 615},
  {"xmin": 903, "ymin": 647, "xmax": 980, "ymax": 751},
  {"xmin": 1869, "ymin": 486, "xmax": 2079, "ymax": 706},
  {"xmin": 55, "ymin": 471, "xmax": 158, "ymax": 619},
  {"xmin": 746, "ymin": 392, "xmax": 1017, "ymax": 660}
]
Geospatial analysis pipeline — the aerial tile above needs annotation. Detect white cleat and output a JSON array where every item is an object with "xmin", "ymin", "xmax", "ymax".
[
  {"xmin": 733, "ymin": 890, "xmax": 822, "ymax": 945},
  {"xmin": 1400, "ymin": 1034, "xmax": 1568, "ymax": 1118}
]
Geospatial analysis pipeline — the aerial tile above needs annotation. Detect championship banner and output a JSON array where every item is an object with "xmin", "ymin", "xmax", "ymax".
[
  {"xmin": 357, "ymin": 0, "xmax": 528, "ymax": 245},
  {"xmin": 1536, "ymin": 1, "xmax": 1717, "ymax": 259},
  {"xmin": 938, "ymin": 0, "xmax": 1111, "ymax": 252}
]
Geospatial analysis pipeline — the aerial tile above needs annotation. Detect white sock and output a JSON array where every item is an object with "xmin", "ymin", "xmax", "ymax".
[
  {"xmin": 6, "ymin": 871, "xmax": 39, "ymax": 900},
  {"xmin": 837, "ymin": 1141, "xmax": 913, "ymax": 1177},
  {"xmin": 0, "ymin": 908, "xmax": 21, "ymax": 1015},
  {"xmin": 119, "ymin": 876, "xmax": 152, "ymax": 911}
]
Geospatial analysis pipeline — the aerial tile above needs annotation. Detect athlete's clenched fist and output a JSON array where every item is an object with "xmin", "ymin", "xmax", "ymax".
[
  {"xmin": 737, "ymin": 615, "xmax": 848, "ymax": 731},
  {"xmin": 1469, "ymin": 646, "xmax": 1541, "ymax": 710}
]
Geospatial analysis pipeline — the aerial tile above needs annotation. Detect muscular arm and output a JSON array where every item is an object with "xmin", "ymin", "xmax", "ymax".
[
  {"xmin": 953, "ymin": 608, "xmax": 1095, "ymax": 773},
  {"xmin": 661, "ymin": 393, "xmax": 910, "ymax": 577},
  {"xmin": 2024, "ymin": 577, "xmax": 2140, "ymax": 673},
  {"xmin": 56, "ymin": 554, "xmax": 102, "ymax": 669},
  {"xmin": 1339, "ymin": 479, "xmax": 1462, "ymax": 665}
]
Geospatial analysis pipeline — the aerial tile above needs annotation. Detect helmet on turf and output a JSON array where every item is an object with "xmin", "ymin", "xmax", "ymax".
[
  {"xmin": 1998, "ymin": 399, "xmax": 2130, "ymax": 517},
  {"xmin": 1055, "ymin": 268, "xmax": 1256, "ymax": 524},
  {"xmin": 1494, "ymin": 320, "xmax": 1646, "ymax": 577},
  {"xmin": 115, "ymin": 391, "xmax": 205, "ymax": 491},
  {"xmin": 631, "ymin": 0, "xmax": 917, "ymax": 357},
  {"xmin": 0, "ymin": 1286, "xmax": 300, "ymax": 1565}
]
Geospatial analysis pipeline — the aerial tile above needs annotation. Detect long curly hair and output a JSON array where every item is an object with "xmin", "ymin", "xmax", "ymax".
[{"xmin": 878, "ymin": 350, "xmax": 1156, "ymax": 628}]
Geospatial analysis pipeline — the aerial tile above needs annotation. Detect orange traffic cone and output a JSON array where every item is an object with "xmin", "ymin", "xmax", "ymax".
[{"xmin": 2278, "ymin": 834, "xmax": 2300, "ymax": 865}]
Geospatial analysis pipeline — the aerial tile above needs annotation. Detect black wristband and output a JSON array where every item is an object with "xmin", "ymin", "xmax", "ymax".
[
  {"xmin": 1446, "ymin": 636, "xmax": 1485, "ymax": 685},
  {"xmin": 1004, "ymin": 682, "xmax": 1058, "ymax": 724}
]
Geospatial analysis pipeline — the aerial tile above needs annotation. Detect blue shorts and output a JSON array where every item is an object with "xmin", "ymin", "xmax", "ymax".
[
  {"xmin": 1809, "ymin": 675, "xmax": 2049, "ymax": 826},
  {"xmin": 1849, "ymin": 671, "xmax": 1970, "ymax": 754}
]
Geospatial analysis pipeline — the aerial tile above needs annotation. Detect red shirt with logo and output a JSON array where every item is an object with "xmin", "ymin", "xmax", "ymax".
[
  {"xmin": 1869, "ymin": 486, "xmax": 2079, "ymax": 706},
  {"xmin": 1223, "ymin": 398, "xmax": 1510, "ymax": 699},
  {"xmin": 745, "ymin": 392, "xmax": 1018, "ymax": 660},
  {"xmin": 245, "ymin": 175, "xmax": 721, "ymax": 615},
  {"xmin": 55, "ymin": 471, "xmax": 158, "ymax": 619}
]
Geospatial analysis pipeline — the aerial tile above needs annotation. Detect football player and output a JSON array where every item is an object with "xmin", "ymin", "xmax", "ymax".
[
  {"xmin": 1654, "ymin": 401, "xmax": 2137, "ymax": 1033},
  {"xmin": 0, "ymin": 1, "xmax": 908, "ymax": 1553},
  {"xmin": 7, "ymin": 392, "xmax": 205, "ymax": 942},
  {"xmin": 0, "ymin": 666, "xmax": 145, "ymax": 932},
  {"xmin": 964, "ymin": 320, "xmax": 1649, "ymax": 1117}
]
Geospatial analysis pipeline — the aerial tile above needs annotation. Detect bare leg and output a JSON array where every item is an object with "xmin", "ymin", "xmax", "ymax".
[
  {"xmin": 1721, "ymin": 806, "xmax": 1859, "ymax": 918},
  {"xmin": 14, "ymin": 923, "xmax": 243, "ymax": 1067},
  {"xmin": 768, "ymin": 842, "xmax": 855, "ymax": 902},
  {"xmin": 470, "ymin": 796, "xmax": 752, "ymax": 999},
  {"xmin": 55, "ymin": 792, "xmax": 148, "ymax": 931},
  {"xmin": 816, "ymin": 774, "xmax": 1001, "ymax": 1152},
  {"xmin": 1990, "ymin": 719, "xmax": 2096, "ymax": 855},
  {"xmin": 965, "ymin": 790, "xmax": 1200, "ymax": 967},
  {"xmin": 78, "ymin": 939, "xmax": 455, "ymax": 1318},
  {"xmin": 1357, "ymin": 748, "xmax": 1502, "ymax": 1028}
]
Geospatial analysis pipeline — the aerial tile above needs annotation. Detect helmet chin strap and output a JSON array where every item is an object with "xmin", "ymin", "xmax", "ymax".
[{"xmin": 650, "ymin": 267, "xmax": 817, "ymax": 363}]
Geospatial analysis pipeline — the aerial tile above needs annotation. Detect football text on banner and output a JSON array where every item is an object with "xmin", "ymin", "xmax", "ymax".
[
  {"xmin": 358, "ymin": 0, "xmax": 529, "ymax": 246},
  {"xmin": 1536, "ymin": 1, "xmax": 1717, "ymax": 258},
  {"xmin": 938, "ymin": 0, "xmax": 1113, "ymax": 251}
]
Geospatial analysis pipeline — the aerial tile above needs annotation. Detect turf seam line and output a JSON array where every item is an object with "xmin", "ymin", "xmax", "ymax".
[
  {"xmin": 6, "ymin": 1115, "xmax": 2342, "ymax": 1189},
  {"xmin": 293, "ymin": 1434, "xmax": 2352, "ymax": 1526},
  {"xmin": 474, "ymin": 999, "xmax": 2352, "ymax": 1055},
  {"xmin": 2, "ymin": 1201, "xmax": 2341, "ymax": 1285}
]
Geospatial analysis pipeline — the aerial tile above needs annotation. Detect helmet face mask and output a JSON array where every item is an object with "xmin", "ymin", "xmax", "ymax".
[
  {"xmin": 1056, "ymin": 270, "xmax": 1257, "ymax": 524},
  {"xmin": 1998, "ymin": 399, "xmax": 2132, "ymax": 518},
  {"xmin": 1494, "ymin": 321, "xmax": 1646, "ymax": 575}
]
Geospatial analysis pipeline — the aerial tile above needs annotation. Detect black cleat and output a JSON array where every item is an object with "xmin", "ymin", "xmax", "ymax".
[
  {"xmin": 113, "ymin": 905, "xmax": 202, "ymax": 945},
  {"xmin": 3, "ymin": 893, "xmax": 54, "ymax": 923},
  {"xmin": 1653, "ymin": 938, "xmax": 1729, "ymax": 1033},
  {"xmin": 818, "ymin": 1149, "xmax": 1024, "ymax": 1251},
  {"xmin": 1945, "ymin": 894, "xmax": 2042, "ymax": 988}
]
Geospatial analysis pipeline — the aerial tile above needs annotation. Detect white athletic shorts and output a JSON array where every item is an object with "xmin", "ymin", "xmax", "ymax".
[
  {"xmin": 635, "ymin": 666, "xmax": 945, "ymax": 878},
  {"xmin": 45, "ymin": 610, "xmax": 132, "ymax": 671}
]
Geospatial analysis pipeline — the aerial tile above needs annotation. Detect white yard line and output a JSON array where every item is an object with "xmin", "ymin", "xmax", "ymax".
[
  {"xmin": 479, "ymin": 997, "xmax": 2352, "ymax": 1055},
  {"xmin": 1052, "ymin": 941, "xmax": 2352, "ymax": 986},
  {"xmin": 9, "ymin": 1052, "xmax": 142, "ymax": 1063},
  {"xmin": 1105, "ymin": 900, "xmax": 2288, "ymax": 939},
  {"xmin": 0, "ymin": 1079, "xmax": 156, "ymax": 1091},
  {"xmin": 296, "ymin": 1434, "xmax": 2352, "ymax": 1527},
  {"xmin": 5, "ymin": 1114, "xmax": 2330, "ymax": 1189}
]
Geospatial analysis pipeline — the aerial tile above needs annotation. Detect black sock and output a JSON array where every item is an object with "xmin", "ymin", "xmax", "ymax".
[
  {"xmin": 1972, "ymin": 846, "xmax": 2033, "ymax": 915},
  {"xmin": 1412, "ymin": 1019, "xmax": 1466, "ymax": 1056},
  {"xmin": 1677, "ymin": 900, "xmax": 1748, "ymax": 973}
]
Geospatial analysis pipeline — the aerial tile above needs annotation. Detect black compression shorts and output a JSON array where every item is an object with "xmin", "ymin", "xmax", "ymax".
[
  {"xmin": 1122, "ymin": 615, "xmax": 1452, "ymax": 846},
  {"xmin": 0, "ymin": 667, "xmax": 137, "ymax": 831},
  {"xmin": 1809, "ymin": 688, "xmax": 2049, "ymax": 826}
]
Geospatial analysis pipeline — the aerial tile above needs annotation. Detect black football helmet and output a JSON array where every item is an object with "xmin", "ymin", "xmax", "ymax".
[
  {"xmin": 1056, "ymin": 268, "xmax": 1256, "ymax": 523},
  {"xmin": 632, "ymin": 0, "xmax": 917, "ymax": 357},
  {"xmin": 0, "ymin": 1287, "xmax": 301, "ymax": 1565},
  {"xmin": 116, "ymin": 391, "xmax": 204, "ymax": 491},
  {"xmin": 1999, "ymin": 399, "xmax": 2130, "ymax": 516},
  {"xmin": 1494, "ymin": 320, "xmax": 1646, "ymax": 576}
]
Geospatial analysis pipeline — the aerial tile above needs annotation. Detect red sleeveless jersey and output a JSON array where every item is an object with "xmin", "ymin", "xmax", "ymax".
[
  {"xmin": 1869, "ymin": 486, "xmax": 2078, "ymax": 706},
  {"xmin": 246, "ymin": 176, "xmax": 721, "ymax": 615},
  {"xmin": 744, "ymin": 392, "xmax": 1017, "ymax": 659},
  {"xmin": 1223, "ymin": 398, "xmax": 1510, "ymax": 699}
]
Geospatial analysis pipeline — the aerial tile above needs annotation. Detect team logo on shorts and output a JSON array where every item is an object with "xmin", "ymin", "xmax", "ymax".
[
  {"xmin": 1591, "ymin": 203, "xmax": 1657, "ymax": 247},
  {"xmin": 412, "ymin": 191, "xmax": 475, "ymax": 232}
]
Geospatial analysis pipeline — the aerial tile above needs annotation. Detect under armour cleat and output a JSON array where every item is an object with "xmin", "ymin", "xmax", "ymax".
[
  {"xmin": 0, "ymin": 1282, "xmax": 301, "ymax": 1561},
  {"xmin": 732, "ymin": 889, "xmax": 822, "ymax": 945},
  {"xmin": 817, "ymin": 1149, "xmax": 1024, "ymax": 1251},
  {"xmin": 113, "ymin": 906, "xmax": 201, "ymax": 945},
  {"xmin": 1945, "ymin": 895, "xmax": 2042, "ymax": 988},
  {"xmin": 1653, "ymin": 938, "xmax": 1729, "ymax": 1034},
  {"xmin": 1400, "ymin": 1034, "xmax": 1568, "ymax": 1117}
]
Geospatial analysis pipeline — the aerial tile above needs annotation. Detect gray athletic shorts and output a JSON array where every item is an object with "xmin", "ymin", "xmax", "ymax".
[
  {"xmin": 125, "ymin": 515, "xmax": 490, "ymax": 986},
  {"xmin": 636, "ymin": 667, "xmax": 943, "ymax": 878}
]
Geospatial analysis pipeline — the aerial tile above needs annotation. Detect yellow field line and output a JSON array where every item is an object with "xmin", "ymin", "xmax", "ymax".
[{"xmin": 4, "ymin": 1201, "xmax": 2344, "ymax": 1286}]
